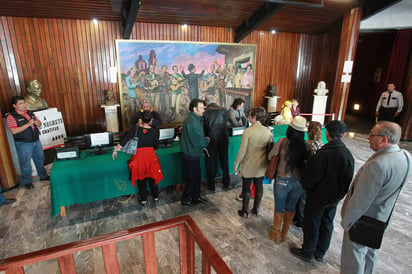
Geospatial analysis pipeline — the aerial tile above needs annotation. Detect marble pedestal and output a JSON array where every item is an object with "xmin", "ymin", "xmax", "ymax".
[
  {"xmin": 312, "ymin": 95, "xmax": 328, "ymax": 124},
  {"xmin": 265, "ymin": 96, "xmax": 281, "ymax": 113},
  {"xmin": 101, "ymin": 104, "xmax": 120, "ymax": 132}
]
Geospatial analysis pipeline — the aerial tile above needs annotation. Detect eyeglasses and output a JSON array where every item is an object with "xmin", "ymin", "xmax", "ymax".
[{"xmin": 369, "ymin": 134, "xmax": 383, "ymax": 138}]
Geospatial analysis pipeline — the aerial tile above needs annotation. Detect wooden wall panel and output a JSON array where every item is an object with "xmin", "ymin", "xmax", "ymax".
[
  {"xmin": 294, "ymin": 23, "xmax": 341, "ymax": 116},
  {"xmin": 0, "ymin": 17, "xmax": 123, "ymax": 136},
  {"xmin": 0, "ymin": 17, "xmax": 342, "ymax": 136},
  {"xmin": 241, "ymin": 31, "xmax": 301, "ymax": 108},
  {"xmin": 330, "ymin": 7, "xmax": 362, "ymax": 121}
]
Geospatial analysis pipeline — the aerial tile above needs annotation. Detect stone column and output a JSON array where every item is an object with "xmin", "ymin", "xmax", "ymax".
[{"xmin": 101, "ymin": 104, "xmax": 120, "ymax": 132}]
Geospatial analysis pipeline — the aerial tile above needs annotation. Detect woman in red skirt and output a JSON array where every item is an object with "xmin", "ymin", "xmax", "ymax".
[{"xmin": 113, "ymin": 110, "xmax": 163, "ymax": 207}]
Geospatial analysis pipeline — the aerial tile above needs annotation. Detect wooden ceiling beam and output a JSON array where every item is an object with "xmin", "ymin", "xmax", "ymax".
[
  {"xmin": 234, "ymin": 2, "xmax": 284, "ymax": 43},
  {"xmin": 122, "ymin": 0, "xmax": 141, "ymax": 39}
]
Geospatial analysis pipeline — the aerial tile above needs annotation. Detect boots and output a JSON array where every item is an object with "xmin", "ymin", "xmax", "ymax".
[
  {"xmin": 252, "ymin": 192, "xmax": 263, "ymax": 216},
  {"xmin": 268, "ymin": 212, "xmax": 284, "ymax": 244},
  {"xmin": 281, "ymin": 211, "xmax": 296, "ymax": 241}
]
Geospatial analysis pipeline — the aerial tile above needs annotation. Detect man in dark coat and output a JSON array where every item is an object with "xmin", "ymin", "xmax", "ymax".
[
  {"xmin": 203, "ymin": 96, "xmax": 230, "ymax": 191},
  {"xmin": 180, "ymin": 99, "xmax": 210, "ymax": 206},
  {"xmin": 291, "ymin": 120, "xmax": 355, "ymax": 262}
]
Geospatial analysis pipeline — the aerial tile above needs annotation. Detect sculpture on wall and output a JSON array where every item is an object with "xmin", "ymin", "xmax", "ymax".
[
  {"xmin": 314, "ymin": 81, "xmax": 329, "ymax": 96},
  {"xmin": 104, "ymin": 90, "xmax": 116, "ymax": 105},
  {"xmin": 24, "ymin": 80, "xmax": 48, "ymax": 111}
]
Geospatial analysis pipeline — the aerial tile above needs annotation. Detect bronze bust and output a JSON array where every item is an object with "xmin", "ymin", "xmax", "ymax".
[
  {"xmin": 24, "ymin": 80, "xmax": 48, "ymax": 111},
  {"xmin": 105, "ymin": 90, "xmax": 116, "ymax": 105}
]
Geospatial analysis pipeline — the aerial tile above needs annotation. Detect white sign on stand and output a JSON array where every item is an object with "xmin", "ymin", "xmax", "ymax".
[
  {"xmin": 312, "ymin": 95, "xmax": 328, "ymax": 125},
  {"xmin": 34, "ymin": 108, "xmax": 67, "ymax": 149}
]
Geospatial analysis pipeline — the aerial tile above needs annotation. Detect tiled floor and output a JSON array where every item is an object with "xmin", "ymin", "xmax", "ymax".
[{"xmin": 1, "ymin": 116, "xmax": 411, "ymax": 273}]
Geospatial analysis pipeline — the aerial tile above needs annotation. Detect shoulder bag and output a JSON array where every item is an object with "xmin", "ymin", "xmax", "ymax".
[
  {"xmin": 349, "ymin": 150, "xmax": 410, "ymax": 249},
  {"xmin": 265, "ymin": 139, "xmax": 285, "ymax": 180},
  {"xmin": 121, "ymin": 126, "xmax": 139, "ymax": 155}
]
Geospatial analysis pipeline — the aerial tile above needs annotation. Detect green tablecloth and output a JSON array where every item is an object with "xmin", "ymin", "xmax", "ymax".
[{"xmin": 50, "ymin": 125, "xmax": 326, "ymax": 216}]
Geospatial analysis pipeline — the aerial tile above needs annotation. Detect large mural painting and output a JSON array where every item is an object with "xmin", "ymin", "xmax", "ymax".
[{"xmin": 116, "ymin": 40, "xmax": 256, "ymax": 130}]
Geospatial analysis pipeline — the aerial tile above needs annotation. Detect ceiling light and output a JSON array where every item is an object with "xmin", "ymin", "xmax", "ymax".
[
  {"xmin": 182, "ymin": 24, "xmax": 187, "ymax": 29},
  {"xmin": 92, "ymin": 18, "xmax": 98, "ymax": 25},
  {"xmin": 271, "ymin": 30, "xmax": 276, "ymax": 34}
]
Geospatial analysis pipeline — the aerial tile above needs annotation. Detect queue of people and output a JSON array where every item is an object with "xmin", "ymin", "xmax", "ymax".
[
  {"xmin": 173, "ymin": 96, "xmax": 410, "ymax": 274},
  {"xmin": 3, "ymin": 90, "xmax": 408, "ymax": 274}
]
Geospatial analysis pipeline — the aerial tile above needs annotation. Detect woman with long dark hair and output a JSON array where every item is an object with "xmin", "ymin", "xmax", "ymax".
[
  {"xmin": 267, "ymin": 116, "xmax": 313, "ymax": 244},
  {"xmin": 112, "ymin": 110, "xmax": 163, "ymax": 207}
]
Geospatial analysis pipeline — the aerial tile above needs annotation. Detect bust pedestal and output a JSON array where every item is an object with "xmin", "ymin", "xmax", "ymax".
[
  {"xmin": 265, "ymin": 96, "xmax": 281, "ymax": 113},
  {"xmin": 101, "ymin": 104, "xmax": 120, "ymax": 132},
  {"xmin": 312, "ymin": 95, "xmax": 328, "ymax": 124}
]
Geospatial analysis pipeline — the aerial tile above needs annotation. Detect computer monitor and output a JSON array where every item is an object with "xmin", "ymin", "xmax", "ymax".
[
  {"xmin": 158, "ymin": 127, "xmax": 176, "ymax": 147},
  {"xmin": 84, "ymin": 132, "xmax": 114, "ymax": 154}
]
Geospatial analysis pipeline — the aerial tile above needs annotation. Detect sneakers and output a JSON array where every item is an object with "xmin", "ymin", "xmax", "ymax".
[
  {"xmin": 290, "ymin": 248, "xmax": 313, "ymax": 262},
  {"xmin": 192, "ymin": 197, "xmax": 208, "ymax": 205},
  {"xmin": 181, "ymin": 200, "xmax": 193, "ymax": 207},
  {"xmin": 314, "ymin": 255, "xmax": 324, "ymax": 262}
]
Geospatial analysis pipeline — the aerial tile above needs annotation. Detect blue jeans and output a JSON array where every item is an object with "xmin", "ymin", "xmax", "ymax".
[
  {"xmin": 273, "ymin": 176, "xmax": 303, "ymax": 213},
  {"xmin": 15, "ymin": 140, "xmax": 47, "ymax": 185}
]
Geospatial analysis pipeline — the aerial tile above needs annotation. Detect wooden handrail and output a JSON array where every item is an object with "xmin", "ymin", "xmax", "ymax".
[{"xmin": 0, "ymin": 215, "xmax": 232, "ymax": 274}]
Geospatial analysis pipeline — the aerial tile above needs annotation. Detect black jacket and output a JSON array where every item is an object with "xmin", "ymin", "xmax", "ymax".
[
  {"xmin": 203, "ymin": 103, "xmax": 228, "ymax": 141},
  {"xmin": 302, "ymin": 138, "xmax": 354, "ymax": 205}
]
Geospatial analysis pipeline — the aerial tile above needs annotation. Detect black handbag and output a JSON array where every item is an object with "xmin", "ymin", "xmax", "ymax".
[
  {"xmin": 348, "ymin": 215, "xmax": 387, "ymax": 249},
  {"xmin": 121, "ymin": 127, "xmax": 139, "ymax": 155},
  {"xmin": 349, "ymin": 150, "xmax": 410, "ymax": 249}
]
